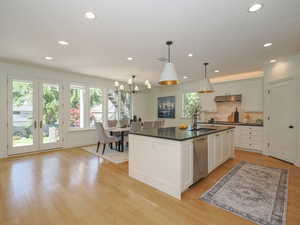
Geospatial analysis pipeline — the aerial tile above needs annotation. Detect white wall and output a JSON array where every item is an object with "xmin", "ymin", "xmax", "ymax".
[
  {"xmin": 0, "ymin": 60, "xmax": 150, "ymax": 157},
  {"xmin": 132, "ymin": 93, "xmax": 154, "ymax": 121},
  {"xmin": 263, "ymin": 54, "xmax": 300, "ymax": 166}
]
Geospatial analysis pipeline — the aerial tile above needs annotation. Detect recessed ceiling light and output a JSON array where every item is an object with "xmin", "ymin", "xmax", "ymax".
[
  {"xmin": 188, "ymin": 53, "xmax": 193, "ymax": 57},
  {"xmin": 270, "ymin": 59, "xmax": 277, "ymax": 63},
  {"xmin": 45, "ymin": 56, "xmax": 53, "ymax": 60},
  {"xmin": 85, "ymin": 11, "xmax": 96, "ymax": 19},
  {"xmin": 248, "ymin": 3, "xmax": 263, "ymax": 12},
  {"xmin": 264, "ymin": 42, "xmax": 272, "ymax": 47},
  {"xmin": 183, "ymin": 76, "xmax": 188, "ymax": 79},
  {"xmin": 127, "ymin": 57, "xmax": 134, "ymax": 61},
  {"xmin": 58, "ymin": 41, "xmax": 69, "ymax": 46},
  {"xmin": 214, "ymin": 70, "xmax": 220, "ymax": 73}
]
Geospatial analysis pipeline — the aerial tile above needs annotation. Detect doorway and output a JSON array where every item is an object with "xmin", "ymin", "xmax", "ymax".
[
  {"xmin": 268, "ymin": 78, "xmax": 297, "ymax": 163},
  {"xmin": 7, "ymin": 77, "xmax": 63, "ymax": 155}
]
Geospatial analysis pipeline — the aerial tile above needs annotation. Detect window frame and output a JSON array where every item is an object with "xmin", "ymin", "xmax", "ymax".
[
  {"xmin": 107, "ymin": 89, "xmax": 119, "ymax": 121},
  {"xmin": 182, "ymin": 91, "xmax": 201, "ymax": 118},
  {"xmin": 88, "ymin": 87, "xmax": 104, "ymax": 128},
  {"xmin": 69, "ymin": 84, "xmax": 107, "ymax": 131},
  {"xmin": 69, "ymin": 84, "xmax": 86, "ymax": 129}
]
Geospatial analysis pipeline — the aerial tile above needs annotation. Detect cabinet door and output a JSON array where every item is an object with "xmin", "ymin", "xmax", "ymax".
[
  {"xmin": 242, "ymin": 79, "xmax": 264, "ymax": 112},
  {"xmin": 208, "ymin": 134, "xmax": 216, "ymax": 173},
  {"xmin": 181, "ymin": 141, "xmax": 193, "ymax": 190},
  {"xmin": 230, "ymin": 130, "xmax": 235, "ymax": 157},
  {"xmin": 222, "ymin": 132, "xmax": 229, "ymax": 161},
  {"xmin": 200, "ymin": 94, "xmax": 217, "ymax": 112},
  {"xmin": 214, "ymin": 133, "xmax": 223, "ymax": 167}
]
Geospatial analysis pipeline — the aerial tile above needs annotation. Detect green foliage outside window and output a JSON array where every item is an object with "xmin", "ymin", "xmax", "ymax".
[{"xmin": 183, "ymin": 92, "xmax": 202, "ymax": 119}]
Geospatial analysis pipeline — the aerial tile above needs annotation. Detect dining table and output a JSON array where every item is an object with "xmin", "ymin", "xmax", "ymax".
[{"xmin": 105, "ymin": 127, "xmax": 131, "ymax": 151}]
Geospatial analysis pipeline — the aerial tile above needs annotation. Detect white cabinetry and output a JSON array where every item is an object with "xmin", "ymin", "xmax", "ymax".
[
  {"xmin": 208, "ymin": 129, "xmax": 234, "ymax": 173},
  {"xmin": 200, "ymin": 93, "xmax": 217, "ymax": 112},
  {"xmin": 235, "ymin": 126, "xmax": 264, "ymax": 152},
  {"xmin": 241, "ymin": 79, "xmax": 264, "ymax": 112},
  {"xmin": 129, "ymin": 135, "xmax": 193, "ymax": 200},
  {"xmin": 200, "ymin": 78, "xmax": 264, "ymax": 113}
]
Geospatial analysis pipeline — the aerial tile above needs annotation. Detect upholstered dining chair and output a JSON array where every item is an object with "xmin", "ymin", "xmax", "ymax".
[
  {"xmin": 153, "ymin": 120, "xmax": 160, "ymax": 128},
  {"xmin": 143, "ymin": 121, "xmax": 153, "ymax": 129},
  {"xmin": 119, "ymin": 119, "xmax": 129, "ymax": 128},
  {"xmin": 107, "ymin": 120, "xmax": 117, "ymax": 127},
  {"xmin": 131, "ymin": 121, "xmax": 142, "ymax": 130},
  {"xmin": 95, "ymin": 122, "xmax": 121, "ymax": 155},
  {"xmin": 159, "ymin": 120, "xmax": 165, "ymax": 128}
]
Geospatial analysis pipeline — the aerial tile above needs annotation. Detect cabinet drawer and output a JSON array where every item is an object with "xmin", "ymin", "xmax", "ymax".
[
  {"xmin": 237, "ymin": 142, "xmax": 263, "ymax": 150},
  {"xmin": 239, "ymin": 135, "xmax": 263, "ymax": 142},
  {"xmin": 237, "ymin": 126, "xmax": 263, "ymax": 132}
]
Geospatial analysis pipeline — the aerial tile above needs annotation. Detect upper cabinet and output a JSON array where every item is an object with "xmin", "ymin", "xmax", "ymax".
[
  {"xmin": 241, "ymin": 79, "xmax": 264, "ymax": 112},
  {"xmin": 200, "ymin": 78, "xmax": 264, "ymax": 113},
  {"xmin": 200, "ymin": 93, "xmax": 217, "ymax": 112}
]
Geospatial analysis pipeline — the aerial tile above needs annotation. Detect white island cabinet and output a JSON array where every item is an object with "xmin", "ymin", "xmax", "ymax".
[
  {"xmin": 208, "ymin": 129, "xmax": 234, "ymax": 173},
  {"xmin": 129, "ymin": 127, "xmax": 234, "ymax": 200}
]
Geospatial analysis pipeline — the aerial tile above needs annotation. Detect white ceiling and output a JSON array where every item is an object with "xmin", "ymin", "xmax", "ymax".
[{"xmin": 0, "ymin": 0, "xmax": 300, "ymax": 84}]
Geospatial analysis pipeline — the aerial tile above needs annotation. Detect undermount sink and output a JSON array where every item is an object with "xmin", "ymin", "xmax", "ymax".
[{"xmin": 189, "ymin": 128, "xmax": 217, "ymax": 132}]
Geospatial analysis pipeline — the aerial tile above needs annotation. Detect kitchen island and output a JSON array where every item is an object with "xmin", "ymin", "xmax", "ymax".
[{"xmin": 129, "ymin": 126, "xmax": 235, "ymax": 199}]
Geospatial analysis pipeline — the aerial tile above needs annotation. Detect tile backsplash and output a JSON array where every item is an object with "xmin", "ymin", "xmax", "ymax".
[{"xmin": 202, "ymin": 102, "xmax": 263, "ymax": 123}]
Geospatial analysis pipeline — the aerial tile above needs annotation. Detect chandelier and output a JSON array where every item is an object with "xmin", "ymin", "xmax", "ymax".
[{"xmin": 114, "ymin": 75, "xmax": 151, "ymax": 94}]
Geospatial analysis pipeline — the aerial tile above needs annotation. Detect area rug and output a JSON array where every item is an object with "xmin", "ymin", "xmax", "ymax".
[
  {"xmin": 200, "ymin": 161, "xmax": 288, "ymax": 225},
  {"xmin": 81, "ymin": 145, "xmax": 128, "ymax": 164}
]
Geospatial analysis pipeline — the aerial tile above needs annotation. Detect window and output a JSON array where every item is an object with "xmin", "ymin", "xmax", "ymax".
[
  {"xmin": 107, "ymin": 90, "xmax": 118, "ymax": 120},
  {"xmin": 182, "ymin": 92, "xmax": 201, "ymax": 118},
  {"xmin": 119, "ymin": 92, "xmax": 131, "ymax": 120},
  {"xmin": 89, "ymin": 88, "xmax": 103, "ymax": 128},
  {"xmin": 70, "ymin": 85, "xmax": 85, "ymax": 128}
]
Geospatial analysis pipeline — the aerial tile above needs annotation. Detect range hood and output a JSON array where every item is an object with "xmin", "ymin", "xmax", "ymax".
[{"xmin": 214, "ymin": 95, "xmax": 242, "ymax": 102}]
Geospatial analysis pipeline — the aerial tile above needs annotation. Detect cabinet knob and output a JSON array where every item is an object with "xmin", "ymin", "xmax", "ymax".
[{"xmin": 289, "ymin": 125, "xmax": 294, "ymax": 129}]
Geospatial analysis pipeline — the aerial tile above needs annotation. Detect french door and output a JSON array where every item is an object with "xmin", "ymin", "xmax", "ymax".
[{"xmin": 8, "ymin": 77, "xmax": 63, "ymax": 155}]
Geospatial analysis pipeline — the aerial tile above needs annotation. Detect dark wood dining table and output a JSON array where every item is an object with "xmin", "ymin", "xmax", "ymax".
[{"xmin": 105, "ymin": 127, "xmax": 131, "ymax": 151}]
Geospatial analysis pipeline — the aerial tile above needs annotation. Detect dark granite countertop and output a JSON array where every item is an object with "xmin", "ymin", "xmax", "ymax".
[
  {"xmin": 198, "ymin": 121, "xmax": 263, "ymax": 127},
  {"xmin": 129, "ymin": 126, "xmax": 234, "ymax": 141}
]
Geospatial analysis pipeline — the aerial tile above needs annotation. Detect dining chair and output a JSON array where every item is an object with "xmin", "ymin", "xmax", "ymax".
[
  {"xmin": 153, "ymin": 120, "xmax": 160, "ymax": 128},
  {"xmin": 143, "ymin": 121, "xmax": 153, "ymax": 129},
  {"xmin": 119, "ymin": 119, "xmax": 129, "ymax": 128},
  {"xmin": 131, "ymin": 121, "xmax": 142, "ymax": 130},
  {"xmin": 107, "ymin": 120, "xmax": 117, "ymax": 128},
  {"xmin": 159, "ymin": 120, "xmax": 165, "ymax": 128},
  {"xmin": 95, "ymin": 122, "xmax": 121, "ymax": 155}
]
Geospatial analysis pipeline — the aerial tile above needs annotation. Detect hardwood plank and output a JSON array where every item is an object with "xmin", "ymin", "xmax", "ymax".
[{"xmin": 0, "ymin": 149, "xmax": 299, "ymax": 225}]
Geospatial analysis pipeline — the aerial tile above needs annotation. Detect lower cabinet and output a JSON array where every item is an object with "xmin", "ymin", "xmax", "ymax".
[
  {"xmin": 204, "ymin": 124, "xmax": 264, "ymax": 153},
  {"xmin": 235, "ymin": 126, "xmax": 264, "ymax": 153},
  {"xmin": 208, "ymin": 129, "xmax": 234, "ymax": 173}
]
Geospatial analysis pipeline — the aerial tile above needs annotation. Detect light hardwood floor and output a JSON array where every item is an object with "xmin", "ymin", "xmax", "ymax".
[{"xmin": 0, "ymin": 149, "xmax": 299, "ymax": 225}]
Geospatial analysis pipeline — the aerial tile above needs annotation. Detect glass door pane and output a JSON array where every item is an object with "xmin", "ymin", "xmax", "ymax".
[
  {"xmin": 12, "ymin": 80, "xmax": 34, "ymax": 147},
  {"xmin": 107, "ymin": 90, "xmax": 118, "ymax": 120},
  {"xmin": 41, "ymin": 83, "xmax": 60, "ymax": 144},
  {"xmin": 89, "ymin": 87, "xmax": 103, "ymax": 128}
]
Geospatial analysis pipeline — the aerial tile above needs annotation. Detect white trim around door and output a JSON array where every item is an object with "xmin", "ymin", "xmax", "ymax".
[{"xmin": 7, "ymin": 76, "xmax": 63, "ymax": 155}]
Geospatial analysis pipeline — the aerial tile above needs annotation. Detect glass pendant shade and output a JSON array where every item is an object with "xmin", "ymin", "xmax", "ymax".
[
  {"xmin": 198, "ymin": 62, "xmax": 214, "ymax": 93},
  {"xmin": 198, "ymin": 78, "xmax": 214, "ymax": 93},
  {"xmin": 159, "ymin": 62, "xmax": 179, "ymax": 85}
]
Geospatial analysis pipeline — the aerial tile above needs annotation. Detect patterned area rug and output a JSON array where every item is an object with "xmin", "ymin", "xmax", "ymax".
[
  {"xmin": 200, "ymin": 161, "xmax": 288, "ymax": 225},
  {"xmin": 81, "ymin": 145, "xmax": 128, "ymax": 164}
]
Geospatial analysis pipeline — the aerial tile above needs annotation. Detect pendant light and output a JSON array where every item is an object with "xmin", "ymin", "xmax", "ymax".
[
  {"xmin": 159, "ymin": 41, "xmax": 179, "ymax": 85},
  {"xmin": 198, "ymin": 62, "xmax": 214, "ymax": 93}
]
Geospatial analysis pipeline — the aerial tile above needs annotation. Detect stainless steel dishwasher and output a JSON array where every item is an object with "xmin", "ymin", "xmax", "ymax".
[{"xmin": 193, "ymin": 136, "xmax": 208, "ymax": 184}]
